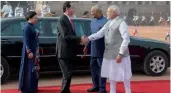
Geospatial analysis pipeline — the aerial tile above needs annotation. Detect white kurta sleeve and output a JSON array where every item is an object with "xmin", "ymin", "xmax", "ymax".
[
  {"xmin": 14, "ymin": 8, "xmax": 17, "ymax": 16},
  {"xmin": 21, "ymin": 8, "xmax": 24, "ymax": 16},
  {"xmin": 48, "ymin": 6, "xmax": 51, "ymax": 13},
  {"xmin": 119, "ymin": 21, "xmax": 130, "ymax": 55},
  {"xmin": 88, "ymin": 21, "xmax": 109, "ymax": 41},
  {"xmin": 9, "ymin": 6, "xmax": 13, "ymax": 14},
  {"xmin": 1, "ymin": 5, "xmax": 5, "ymax": 12}
]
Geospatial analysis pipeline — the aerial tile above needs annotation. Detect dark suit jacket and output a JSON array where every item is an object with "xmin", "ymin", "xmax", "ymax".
[{"xmin": 56, "ymin": 14, "xmax": 81, "ymax": 58}]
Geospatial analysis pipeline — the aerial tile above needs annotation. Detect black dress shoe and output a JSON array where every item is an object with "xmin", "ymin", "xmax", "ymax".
[{"xmin": 87, "ymin": 87, "xmax": 99, "ymax": 92}]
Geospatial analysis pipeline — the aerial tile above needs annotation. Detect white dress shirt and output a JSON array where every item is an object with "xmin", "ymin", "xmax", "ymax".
[
  {"xmin": 41, "ymin": 5, "xmax": 50, "ymax": 16},
  {"xmin": 141, "ymin": 16, "xmax": 145, "ymax": 21},
  {"xmin": 167, "ymin": 17, "xmax": 170, "ymax": 22},
  {"xmin": 159, "ymin": 17, "xmax": 163, "ymax": 22},
  {"xmin": 88, "ymin": 16, "xmax": 130, "ymax": 55},
  {"xmin": 15, "ymin": 7, "xmax": 24, "ymax": 17},
  {"xmin": 64, "ymin": 13, "xmax": 71, "ymax": 20},
  {"xmin": 1, "ymin": 5, "xmax": 13, "ymax": 17},
  {"xmin": 135, "ymin": 16, "xmax": 139, "ymax": 20},
  {"xmin": 2, "ymin": 5, "xmax": 12, "ymax": 13},
  {"xmin": 150, "ymin": 16, "xmax": 154, "ymax": 21}
]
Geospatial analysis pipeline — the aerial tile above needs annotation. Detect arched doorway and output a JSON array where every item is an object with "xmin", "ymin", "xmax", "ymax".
[{"xmin": 127, "ymin": 8, "xmax": 137, "ymax": 25}]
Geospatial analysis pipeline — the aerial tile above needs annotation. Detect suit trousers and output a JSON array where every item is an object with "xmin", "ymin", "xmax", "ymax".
[
  {"xmin": 90, "ymin": 57, "xmax": 107, "ymax": 92},
  {"xmin": 58, "ymin": 59, "xmax": 73, "ymax": 93}
]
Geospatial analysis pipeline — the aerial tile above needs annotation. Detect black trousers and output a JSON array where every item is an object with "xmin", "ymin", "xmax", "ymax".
[{"xmin": 58, "ymin": 59, "xmax": 73, "ymax": 93}]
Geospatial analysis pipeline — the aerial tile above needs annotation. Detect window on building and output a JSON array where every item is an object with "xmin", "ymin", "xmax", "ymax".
[
  {"xmin": 122, "ymin": 1, "xmax": 126, "ymax": 5},
  {"xmin": 145, "ymin": 1, "xmax": 149, "ymax": 5},
  {"xmin": 71, "ymin": 1, "xmax": 79, "ymax": 3},
  {"xmin": 166, "ymin": 1, "xmax": 170, "ymax": 5},
  {"xmin": 92, "ymin": 1, "xmax": 98, "ymax": 3},
  {"xmin": 129, "ymin": 1, "xmax": 135, "ymax": 5},
  {"xmin": 138, "ymin": 1, "xmax": 142, "ymax": 5},
  {"xmin": 113, "ymin": 1, "xmax": 119, "ymax": 5},
  {"xmin": 107, "ymin": 1, "xmax": 112, "ymax": 5},
  {"xmin": 151, "ymin": 1, "xmax": 157, "ymax": 5}
]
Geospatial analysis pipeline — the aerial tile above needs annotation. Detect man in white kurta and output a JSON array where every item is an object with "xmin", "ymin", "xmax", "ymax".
[
  {"xmin": 1, "ymin": 2, "xmax": 13, "ymax": 17},
  {"xmin": 135, "ymin": 14, "xmax": 139, "ymax": 22},
  {"xmin": 84, "ymin": 5, "xmax": 132, "ymax": 93},
  {"xmin": 15, "ymin": 3, "xmax": 24, "ymax": 17},
  {"xmin": 41, "ymin": 2, "xmax": 51, "ymax": 17}
]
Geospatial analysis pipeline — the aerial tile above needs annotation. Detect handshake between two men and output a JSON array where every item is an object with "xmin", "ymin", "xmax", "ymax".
[{"xmin": 80, "ymin": 36, "xmax": 89, "ymax": 46}]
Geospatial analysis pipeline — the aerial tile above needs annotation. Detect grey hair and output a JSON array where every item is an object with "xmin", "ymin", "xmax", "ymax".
[
  {"xmin": 92, "ymin": 5, "xmax": 103, "ymax": 14},
  {"xmin": 109, "ymin": 5, "xmax": 120, "ymax": 15}
]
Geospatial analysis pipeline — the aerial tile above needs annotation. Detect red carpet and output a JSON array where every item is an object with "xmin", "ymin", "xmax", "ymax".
[{"xmin": 1, "ymin": 80, "xmax": 170, "ymax": 93}]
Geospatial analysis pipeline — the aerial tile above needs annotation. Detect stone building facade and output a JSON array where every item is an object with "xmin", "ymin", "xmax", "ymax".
[
  {"xmin": 35, "ymin": 1, "xmax": 170, "ymax": 17},
  {"xmin": 1, "ymin": 1, "xmax": 170, "ymax": 18}
]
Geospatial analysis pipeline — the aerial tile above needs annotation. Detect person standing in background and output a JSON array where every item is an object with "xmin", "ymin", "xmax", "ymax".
[
  {"xmin": 165, "ymin": 31, "xmax": 170, "ymax": 40},
  {"xmin": 15, "ymin": 3, "xmax": 24, "ymax": 17},
  {"xmin": 84, "ymin": 5, "xmax": 108, "ymax": 93},
  {"xmin": 41, "ymin": 1, "xmax": 51, "ymax": 17},
  {"xmin": 1, "ymin": 1, "xmax": 13, "ymax": 17}
]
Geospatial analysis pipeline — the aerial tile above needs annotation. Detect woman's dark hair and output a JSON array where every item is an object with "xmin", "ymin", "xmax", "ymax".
[
  {"xmin": 83, "ymin": 11, "xmax": 89, "ymax": 16},
  {"xmin": 25, "ymin": 11, "xmax": 37, "ymax": 21},
  {"xmin": 63, "ymin": 1, "xmax": 71, "ymax": 13}
]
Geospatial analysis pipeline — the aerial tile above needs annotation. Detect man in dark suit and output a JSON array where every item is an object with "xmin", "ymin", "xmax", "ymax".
[{"xmin": 56, "ymin": 1, "xmax": 85, "ymax": 93}]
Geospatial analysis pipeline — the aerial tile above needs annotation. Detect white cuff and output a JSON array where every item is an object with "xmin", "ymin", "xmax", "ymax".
[{"xmin": 88, "ymin": 36, "xmax": 92, "ymax": 41}]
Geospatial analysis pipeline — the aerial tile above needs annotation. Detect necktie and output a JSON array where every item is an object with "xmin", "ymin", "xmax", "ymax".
[{"xmin": 69, "ymin": 18, "xmax": 75, "ymax": 32}]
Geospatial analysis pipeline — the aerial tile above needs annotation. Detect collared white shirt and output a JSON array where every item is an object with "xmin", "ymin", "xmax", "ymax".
[
  {"xmin": 41, "ymin": 5, "xmax": 51, "ymax": 16},
  {"xmin": 15, "ymin": 7, "xmax": 24, "ymax": 17},
  {"xmin": 64, "ymin": 13, "xmax": 71, "ymax": 20},
  {"xmin": 159, "ymin": 17, "xmax": 163, "ymax": 21},
  {"xmin": 1, "ymin": 5, "xmax": 13, "ymax": 14},
  {"xmin": 135, "ymin": 16, "xmax": 139, "ymax": 20},
  {"xmin": 42, "ymin": 5, "xmax": 50, "ymax": 13},
  {"xmin": 150, "ymin": 16, "xmax": 154, "ymax": 21},
  {"xmin": 142, "ymin": 16, "xmax": 145, "ymax": 21},
  {"xmin": 88, "ymin": 16, "xmax": 130, "ymax": 55},
  {"xmin": 167, "ymin": 17, "xmax": 170, "ymax": 21}
]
